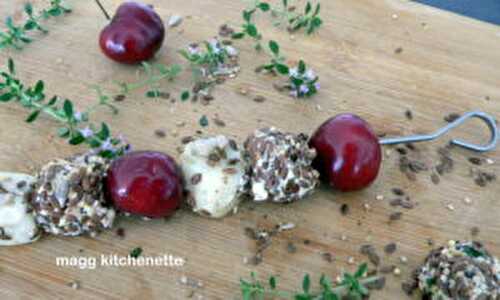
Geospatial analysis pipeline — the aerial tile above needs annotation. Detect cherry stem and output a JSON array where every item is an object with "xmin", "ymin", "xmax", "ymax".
[{"xmin": 94, "ymin": 0, "xmax": 111, "ymax": 20}]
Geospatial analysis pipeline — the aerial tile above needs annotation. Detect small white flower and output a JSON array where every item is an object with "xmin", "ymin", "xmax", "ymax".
[
  {"xmin": 99, "ymin": 138, "xmax": 114, "ymax": 152},
  {"xmin": 288, "ymin": 67, "xmax": 299, "ymax": 77},
  {"xmin": 314, "ymin": 82, "xmax": 321, "ymax": 90},
  {"xmin": 188, "ymin": 45, "xmax": 200, "ymax": 55},
  {"xmin": 79, "ymin": 127, "xmax": 94, "ymax": 138},
  {"xmin": 305, "ymin": 69, "xmax": 316, "ymax": 80},
  {"xmin": 209, "ymin": 39, "xmax": 222, "ymax": 54},
  {"xmin": 299, "ymin": 84, "xmax": 309, "ymax": 94},
  {"xmin": 73, "ymin": 111, "xmax": 83, "ymax": 122},
  {"xmin": 224, "ymin": 46, "xmax": 238, "ymax": 57}
]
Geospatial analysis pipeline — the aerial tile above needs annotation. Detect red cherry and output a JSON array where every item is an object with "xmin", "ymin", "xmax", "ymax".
[
  {"xmin": 309, "ymin": 114, "xmax": 382, "ymax": 191},
  {"xmin": 106, "ymin": 151, "xmax": 183, "ymax": 218},
  {"xmin": 99, "ymin": 2, "xmax": 165, "ymax": 64}
]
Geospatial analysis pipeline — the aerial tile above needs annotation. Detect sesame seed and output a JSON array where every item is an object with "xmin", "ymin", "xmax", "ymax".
[{"xmin": 400, "ymin": 256, "xmax": 408, "ymax": 264}]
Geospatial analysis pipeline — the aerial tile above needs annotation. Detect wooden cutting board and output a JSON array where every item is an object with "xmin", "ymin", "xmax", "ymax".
[{"xmin": 1, "ymin": 0, "xmax": 499, "ymax": 299}]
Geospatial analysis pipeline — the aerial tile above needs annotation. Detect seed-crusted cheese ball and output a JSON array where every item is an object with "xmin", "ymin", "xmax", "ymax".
[
  {"xmin": 0, "ymin": 172, "xmax": 40, "ymax": 246},
  {"xmin": 243, "ymin": 127, "xmax": 319, "ymax": 203},
  {"xmin": 31, "ymin": 154, "xmax": 115, "ymax": 237},
  {"xmin": 181, "ymin": 136, "xmax": 246, "ymax": 218},
  {"xmin": 412, "ymin": 240, "xmax": 500, "ymax": 300}
]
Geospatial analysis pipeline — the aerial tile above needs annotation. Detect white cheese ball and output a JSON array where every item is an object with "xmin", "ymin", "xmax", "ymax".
[
  {"xmin": 0, "ymin": 172, "xmax": 40, "ymax": 246},
  {"xmin": 180, "ymin": 136, "xmax": 246, "ymax": 218}
]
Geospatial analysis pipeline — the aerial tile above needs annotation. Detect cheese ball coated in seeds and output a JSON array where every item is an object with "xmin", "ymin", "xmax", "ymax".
[
  {"xmin": 411, "ymin": 240, "xmax": 499, "ymax": 300},
  {"xmin": 31, "ymin": 154, "xmax": 116, "ymax": 237},
  {"xmin": 0, "ymin": 172, "xmax": 41, "ymax": 246},
  {"xmin": 180, "ymin": 136, "xmax": 247, "ymax": 218},
  {"xmin": 243, "ymin": 127, "xmax": 319, "ymax": 203}
]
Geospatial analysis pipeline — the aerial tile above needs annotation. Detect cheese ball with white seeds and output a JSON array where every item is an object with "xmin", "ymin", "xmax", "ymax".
[
  {"xmin": 31, "ymin": 153, "xmax": 116, "ymax": 237},
  {"xmin": 180, "ymin": 136, "xmax": 247, "ymax": 218},
  {"xmin": 243, "ymin": 127, "xmax": 319, "ymax": 203},
  {"xmin": 0, "ymin": 172, "xmax": 40, "ymax": 246}
]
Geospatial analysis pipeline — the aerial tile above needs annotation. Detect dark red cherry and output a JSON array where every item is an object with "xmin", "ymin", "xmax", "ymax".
[
  {"xmin": 99, "ymin": 1, "xmax": 165, "ymax": 64},
  {"xmin": 106, "ymin": 151, "xmax": 183, "ymax": 218},
  {"xmin": 309, "ymin": 114, "xmax": 382, "ymax": 191}
]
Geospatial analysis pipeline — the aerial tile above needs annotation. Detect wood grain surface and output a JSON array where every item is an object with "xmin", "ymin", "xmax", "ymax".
[{"xmin": 0, "ymin": 0, "xmax": 499, "ymax": 299}]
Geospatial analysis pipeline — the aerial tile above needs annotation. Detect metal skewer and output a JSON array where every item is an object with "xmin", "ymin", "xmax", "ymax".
[{"xmin": 379, "ymin": 111, "xmax": 498, "ymax": 152}]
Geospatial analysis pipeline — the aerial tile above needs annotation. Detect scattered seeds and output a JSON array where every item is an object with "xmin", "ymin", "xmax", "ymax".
[
  {"xmin": 116, "ymin": 227, "xmax": 125, "ymax": 239},
  {"xmin": 468, "ymin": 157, "xmax": 482, "ymax": 166},
  {"xmin": 404, "ymin": 109, "xmax": 413, "ymax": 120},
  {"xmin": 154, "ymin": 129, "xmax": 166, "ymax": 138},
  {"xmin": 340, "ymin": 203, "xmax": 350, "ymax": 215},
  {"xmin": 218, "ymin": 24, "xmax": 235, "ymax": 37},
  {"xmin": 400, "ymin": 256, "xmax": 408, "ymax": 264},
  {"xmin": 470, "ymin": 226, "xmax": 480, "ymax": 237},
  {"xmin": 213, "ymin": 116, "xmax": 226, "ymax": 127},
  {"xmin": 444, "ymin": 113, "xmax": 460, "ymax": 123},
  {"xmin": 168, "ymin": 15, "xmax": 183, "ymax": 28},
  {"xmin": 360, "ymin": 244, "xmax": 381, "ymax": 266},
  {"xmin": 391, "ymin": 188, "xmax": 405, "ymax": 196},
  {"xmin": 389, "ymin": 212, "xmax": 403, "ymax": 222},
  {"xmin": 68, "ymin": 280, "xmax": 80, "ymax": 290},
  {"xmin": 114, "ymin": 94, "xmax": 126, "ymax": 102},
  {"xmin": 321, "ymin": 252, "xmax": 333, "ymax": 263},
  {"xmin": 253, "ymin": 95, "xmax": 266, "ymax": 103},
  {"xmin": 384, "ymin": 243, "xmax": 397, "ymax": 255}
]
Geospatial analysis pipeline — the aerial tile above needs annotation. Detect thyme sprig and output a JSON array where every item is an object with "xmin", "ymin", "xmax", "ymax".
[
  {"xmin": 241, "ymin": 263, "xmax": 383, "ymax": 300},
  {"xmin": 0, "ymin": 58, "xmax": 127, "ymax": 158},
  {"xmin": 0, "ymin": 1, "xmax": 71, "ymax": 50},
  {"xmin": 117, "ymin": 62, "xmax": 182, "ymax": 98},
  {"xmin": 260, "ymin": 40, "xmax": 320, "ymax": 98},
  {"xmin": 272, "ymin": 0, "xmax": 322, "ymax": 34},
  {"xmin": 232, "ymin": 1, "xmax": 271, "ymax": 51},
  {"xmin": 179, "ymin": 39, "xmax": 240, "ymax": 98}
]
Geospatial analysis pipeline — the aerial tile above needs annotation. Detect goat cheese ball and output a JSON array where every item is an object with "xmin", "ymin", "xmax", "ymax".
[
  {"xmin": 243, "ymin": 127, "xmax": 319, "ymax": 203},
  {"xmin": 0, "ymin": 172, "xmax": 40, "ymax": 246},
  {"xmin": 413, "ymin": 240, "xmax": 499, "ymax": 300},
  {"xmin": 180, "ymin": 136, "xmax": 246, "ymax": 218},
  {"xmin": 31, "ymin": 154, "xmax": 115, "ymax": 237}
]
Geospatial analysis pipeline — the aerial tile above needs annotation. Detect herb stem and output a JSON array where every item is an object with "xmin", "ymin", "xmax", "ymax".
[
  {"xmin": 330, "ymin": 275, "xmax": 381, "ymax": 295},
  {"xmin": 28, "ymin": 98, "xmax": 66, "ymax": 122},
  {"xmin": 123, "ymin": 73, "xmax": 175, "ymax": 92}
]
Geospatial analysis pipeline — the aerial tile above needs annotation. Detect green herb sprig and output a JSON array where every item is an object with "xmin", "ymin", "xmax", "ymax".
[
  {"xmin": 260, "ymin": 40, "xmax": 289, "ymax": 75},
  {"xmin": 272, "ymin": 0, "xmax": 323, "ymax": 35},
  {"xmin": 0, "ymin": 1, "xmax": 71, "ymax": 50},
  {"xmin": 241, "ymin": 263, "xmax": 383, "ymax": 300},
  {"xmin": 0, "ymin": 58, "xmax": 127, "ymax": 158},
  {"xmin": 260, "ymin": 40, "xmax": 320, "ymax": 98},
  {"xmin": 117, "ymin": 62, "xmax": 182, "ymax": 98},
  {"xmin": 179, "ymin": 40, "xmax": 238, "ymax": 97},
  {"xmin": 232, "ymin": 1, "xmax": 271, "ymax": 51}
]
